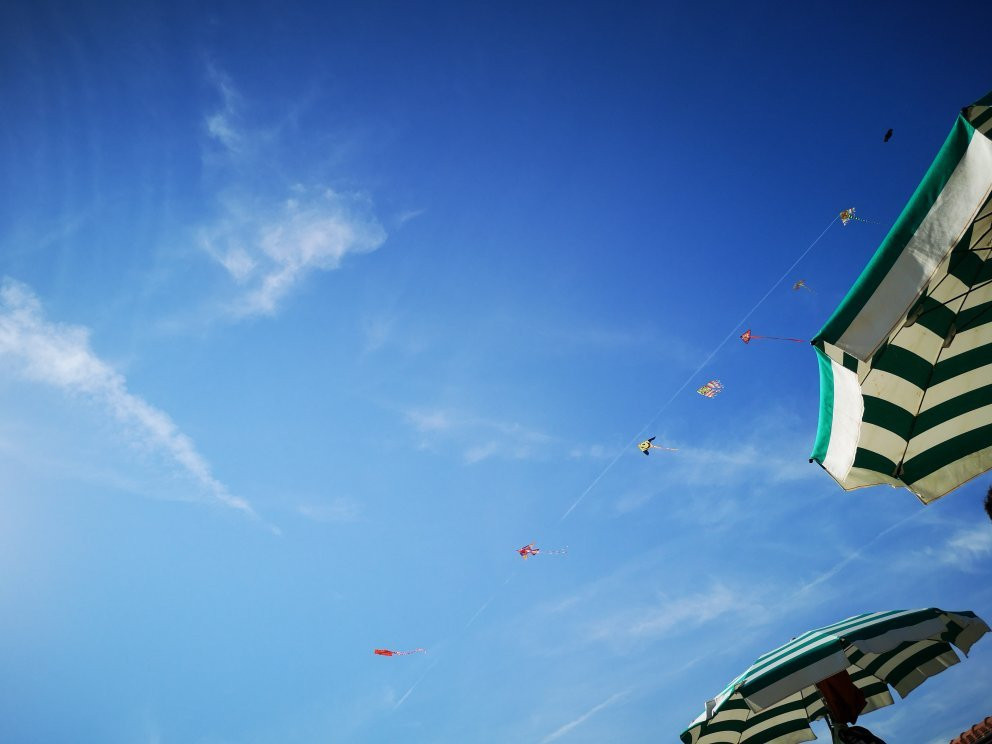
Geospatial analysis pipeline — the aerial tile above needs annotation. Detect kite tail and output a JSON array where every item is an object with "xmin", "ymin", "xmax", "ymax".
[{"xmin": 749, "ymin": 334, "xmax": 807, "ymax": 343}]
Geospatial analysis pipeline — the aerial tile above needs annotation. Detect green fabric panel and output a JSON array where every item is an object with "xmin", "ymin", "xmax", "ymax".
[
  {"xmin": 772, "ymin": 612, "xmax": 904, "ymax": 659},
  {"xmin": 749, "ymin": 625, "xmax": 844, "ymax": 669},
  {"xmin": 939, "ymin": 619, "xmax": 965, "ymax": 646},
  {"xmin": 853, "ymin": 447, "xmax": 898, "ymax": 475},
  {"xmin": 940, "ymin": 611, "xmax": 981, "ymax": 646},
  {"xmin": 815, "ymin": 116, "xmax": 975, "ymax": 347},
  {"xmin": 903, "ymin": 422, "xmax": 992, "ymax": 482},
  {"xmin": 858, "ymin": 641, "xmax": 915, "ymax": 678},
  {"xmin": 946, "ymin": 238, "xmax": 985, "ymax": 284},
  {"xmin": 841, "ymin": 609, "xmax": 938, "ymax": 642},
  {"xmin": 810, "ymin": 347, "xmax": 836, "ymax": 464},
  {"xmin": 871, "ymin": 345, "xmax": 933, "ymax": 389},
  {"xmin": 699, "ymin": 719, "xmax": 746, "ymax": 734},
  {"xmin": 914, "ymin": 296, "xmax": 956, "ymax": 337},
  {"xmin": 971, "ymin": 107, "xmax": 992, "ymax": 130},
  {"xmin": 886, "ymin": 642, "xmax": 954, "ymax": 688},
  {"xmin": 863, "ymin": 395, "xmax": 916, "ymax": 439},
  {"xmin": 914, "ymin": 384, "xmax": 992, "ymax": 435},
  {"xmin": 843, "ymin": 353, "xmax": 859, "ymax": 372},
  {"xmin": 931, "ymin": 343, "xmax": 992, "ymax": 386},
  {"xmin": 974, "ymin": 259, "xmax": 992, "ymax": 287},
  {"xmin": 970, "ymin": 89, "xmax": 992, "ymax": 108},
  {"xmin": 740, "ymin": 643, "xmax": 841, "ymax": 695},
  {"xmin": 741, "ymin": 718, "xmax": 812, "ymax": 744},
  {"xmin": 956, "ymin": 299, "xmax": 992, "ymax": 333},
  {"xmin": 856, "ymin": 680, "xmax": 892, "ymax": 698}
]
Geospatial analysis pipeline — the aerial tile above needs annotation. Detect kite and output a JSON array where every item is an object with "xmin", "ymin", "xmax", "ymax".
[
  {"xmin": 638, "ymin": 436, "xmax": 678, "ymax": 455},
  {"xmin": 696, "ymin": 380, "xmax": 724, "ymax": 398},
  {"xmin": 517, "ymin": 543, "xmax": 567, "ymax": 559},
  {"xmin": 740, "ymin": 329, "xmax": 806, "ymax": 344},
  {"xmin": 884, "ymin": 128, "xmax": 893, "ymax": 142},
  {"xmin": 811, "ymin": 88, "xmax": 992, "ymax": 503},
  {"xmin": 839, "ymin": 207, "xmax": 877, "ymax": 226},
  {"xmin": 792, "ymin": 279, "xmax": 813, "ymax": 292},
  {"xmin": 374, "ymin": 648, "xmax": 425, "ymax": 657}
]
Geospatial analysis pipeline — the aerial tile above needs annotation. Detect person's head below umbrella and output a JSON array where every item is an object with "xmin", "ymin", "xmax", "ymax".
[{"xmin": 985, "ymin": 486, "xmax": 992, "ymax": 522}]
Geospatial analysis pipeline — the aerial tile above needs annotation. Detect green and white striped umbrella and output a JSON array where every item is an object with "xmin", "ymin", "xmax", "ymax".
[
  {"xmin": 681, "ymin": 608, "xmax": 989, "ymax": 744},
  {"xmin": 811, "ymin": 89, "xmax": 992, "ymax": 502}
]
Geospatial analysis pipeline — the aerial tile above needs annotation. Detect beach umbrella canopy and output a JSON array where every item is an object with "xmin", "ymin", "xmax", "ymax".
[
  {"xmin": 811, "ymin": 89, "xmax": 992, "ymax": 503},
  {"xmin": 681, "ymin": 608, "xmax": 989, "ymax": 744}
]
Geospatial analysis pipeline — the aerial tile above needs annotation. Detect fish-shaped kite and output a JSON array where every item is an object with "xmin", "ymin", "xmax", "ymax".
[
  {"xmin": 374, "ymin": 648, "xmax": 426, "ymax": 657},
  {"xmin": 517, "ymin": 543, "xmax": 567, "ymax": 559}
]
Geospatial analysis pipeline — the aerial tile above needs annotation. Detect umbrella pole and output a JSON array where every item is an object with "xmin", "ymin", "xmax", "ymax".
[
  {"xmin": 825, "ymin": 713, "xmax": 847, "ymax": 744},
  {"xmin": 819, "ymin": 691, "xmax": 841, "ymax": 743}
]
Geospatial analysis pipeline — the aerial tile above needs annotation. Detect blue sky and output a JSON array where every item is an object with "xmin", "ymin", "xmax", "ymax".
[{"xmin": 2, "ymin": 1, "xmax": 991, "ymax": 742}]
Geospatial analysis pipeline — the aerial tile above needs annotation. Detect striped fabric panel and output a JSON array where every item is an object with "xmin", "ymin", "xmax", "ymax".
[
  {"xmin": 734, "ymin": 610, "xmax": 979, "ymax": 709},
  {"xmin": 814, "ymin": 114, "xmax": 991, "ymax": 360},
  {"xmin": 684, "ymin": 669, "xmax": 893, "ymax": 744},
  {"xmin": 886, "ymin": 197, "xmax": 992, "ymax": 500},
  {"xmin": 812, "ymin": 186, "xmax": 992, "ymax": 501},
  {"xmin": 682, "ymin": 610, "xmax": 987, "ymax": 744},
  {"xmin": 850, "ymin": 639, "xmax": 961, "ymax": 697},
  {"xmin": 965, "ymin": 87, "xmax": 992, "ymax": 136},
  {"xmin": 741, "ymin": 611, "xmax": 928, "ymax": 697}
]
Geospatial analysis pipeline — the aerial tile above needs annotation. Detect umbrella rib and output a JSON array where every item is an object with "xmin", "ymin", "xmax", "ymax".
[
  {"xmin": 877, "ymin": 240, "xmax": 992, "ymax": 478},
  {"xmin": 905, "ymin": 215, "xmax": 992, "ymax": 323},
  {"xmin": 894, "ymin": 337, "xmax": 960, "ymax": 478}
]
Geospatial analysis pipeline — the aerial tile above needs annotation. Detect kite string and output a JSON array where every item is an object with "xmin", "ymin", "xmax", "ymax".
[
  {"xmin": 748, "ymin": 335, "xmax": 807, "ymax": 343},
  {"xmin": 395, "ymin": 214, "xmax": 838, "ymax": 709},
  {"xmin": 559, "ymin": 214, "xmax": 838, "ymax": 522}
]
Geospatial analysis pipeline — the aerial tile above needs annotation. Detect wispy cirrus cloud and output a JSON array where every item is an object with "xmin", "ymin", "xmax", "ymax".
[
  {"xmin": 199, "ymin": 70, "xmax": 386, "ymax": 318},
  {"xmin": 0, "ymin": 279, "xmax": 257, "ymax": 520},
  {"xmin": 200, "ymin": 187, "xmax": 386, "ymax": 317},
  {"xmin": 297, "ymin": 497, "xmax": 361, "ymax": 524},
  {"xmin": 582, "ymin": 582, "xmax": 770, "ymax": 647},
  {"xmin": 204, "ymin": 65, "xmax": 246, "ymax": 154},
  {"xmin": 404, "ymin": 406, "xmax": 553, "ymax": 463},
  {"xmin": 926, "ymin": 524, "xmax": 992, "ymax": 570}
]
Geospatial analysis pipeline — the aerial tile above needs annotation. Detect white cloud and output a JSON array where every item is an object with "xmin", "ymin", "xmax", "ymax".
[
  {"xmin": 584, "ymin": 583, "xmax": 768, "ymax": 644},
  {"xmin": 200, "ymin": 72, "xmax": 387, "ymax": 318},
  {"xmin": 932, "ymin": 525, "xmax": 992, "ymax": 570},
  {"xmin": 395, "ymin": 208, "xmax": 425, "ymax": 226},
  {"xmin": 405, "ymin": 408, "xmax": 454, "ymax": 433},
  {"xmin": 204, "ymin": 65, "xmax": 246, "ymax": 153},
  {"xmin": 670, "ymin": 443, "xmax": 816, "ymax": 488},
  {"xmin": 540, "ymin": 690, "xmax": 628, "ymax": 744},
  {"xmin": 464, "ymin": 441, "xmax": 501, "ymax": 464},
  {"xmin": 0, "ymin": 279, "xmax": 257, "ymax": 520},
  {"xmin": 297, "ymin": 497, "xmax": 361, "ymax": 524},
  {"xmin": 403, "ymin": 406, "xmax": 555, "ymax": 464},
  {"xmin": 201, "ymin": 188, "xmax": 386, "ymax": 317},
  {"xmin": 568, "ymin": 443, "xmax": 612, "ymax": 460},
  {"xmin": 361, "ymin": 314, "xmax": 396, "ymax": 354},
  {"xmin": 613, "ymin": 489, "xmax": 651, "ymax": 514}
]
